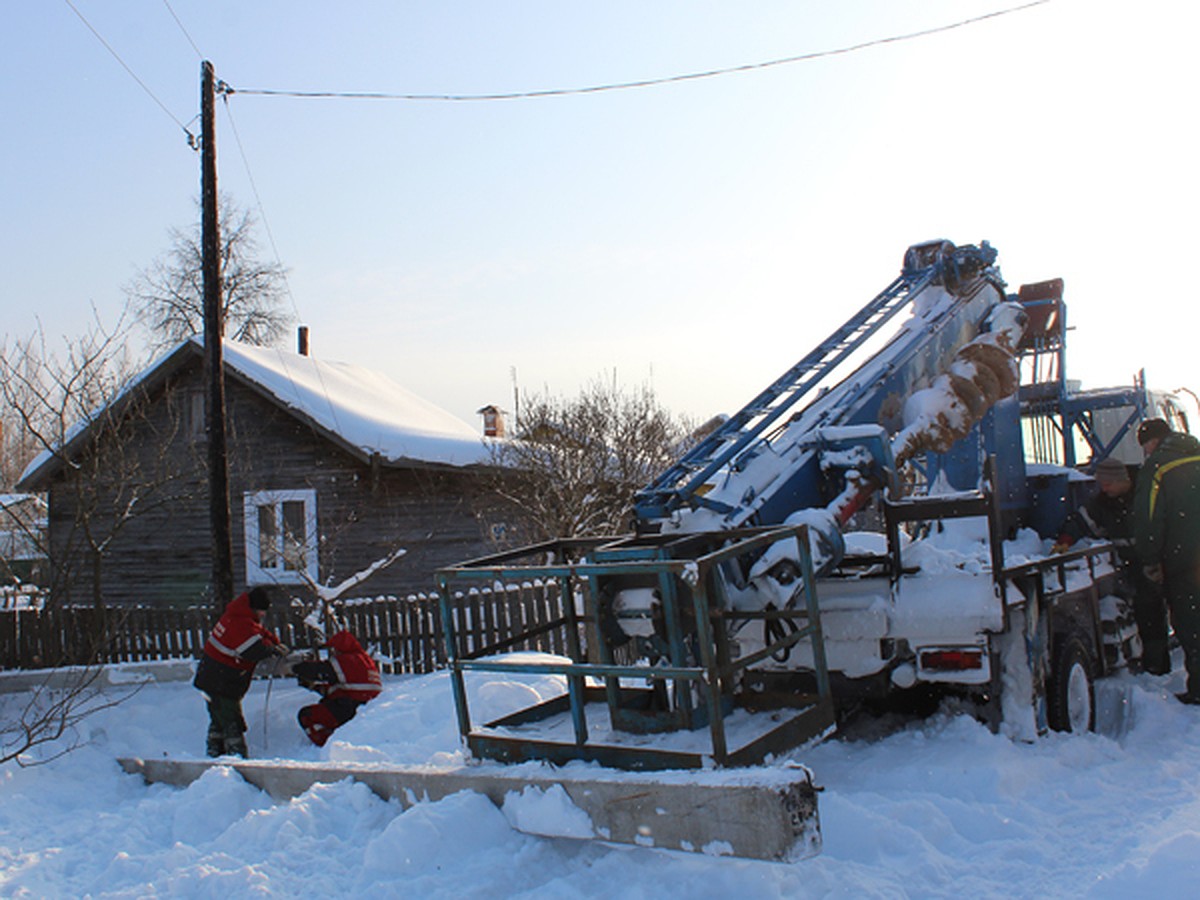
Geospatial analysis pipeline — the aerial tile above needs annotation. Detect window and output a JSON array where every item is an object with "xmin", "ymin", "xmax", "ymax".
[
  {"xmin": 244, "ymin": 489, "xmax": 317, "ymax": 585},
  {"xmin": 186, "ymin": 391, "xmax": 205, "ymax": 439}
]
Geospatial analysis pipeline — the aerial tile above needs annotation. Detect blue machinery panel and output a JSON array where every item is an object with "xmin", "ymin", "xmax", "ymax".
[{"xmin": 633, "ymin": 241, "xmax": 1003, "ymax": 525}]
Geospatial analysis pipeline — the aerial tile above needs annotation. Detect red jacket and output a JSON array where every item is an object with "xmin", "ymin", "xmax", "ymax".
[
  {"xmin": 203, "ymin": 592, "xmax": 282, "ymax": 673},
  {"xmin": 324, "ymin": 630, "xmax": 382, "ymax": 703}
]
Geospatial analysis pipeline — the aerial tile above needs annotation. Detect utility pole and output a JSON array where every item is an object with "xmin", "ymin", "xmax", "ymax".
[{"xmin": 201, "ymin": 60, "xmax": 234, "ymax": 609}]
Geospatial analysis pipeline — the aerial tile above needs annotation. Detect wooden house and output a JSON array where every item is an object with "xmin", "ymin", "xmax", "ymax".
[{"xmin": 16, "ymin": 338, "xmax": 511, "ymax": 608}]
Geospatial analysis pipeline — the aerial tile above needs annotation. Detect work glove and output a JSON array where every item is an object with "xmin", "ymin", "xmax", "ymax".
[
  {"xmin": 273, "ymin": 643, "xmax": 291, "ymax": 657},
  {"xmin": 1144, "ymin": 564, "xmax": 1164, "ymax": 585},
  {"xmin": 1050, "ymin": 541, "xmax": 1072, "ymax": 555}
]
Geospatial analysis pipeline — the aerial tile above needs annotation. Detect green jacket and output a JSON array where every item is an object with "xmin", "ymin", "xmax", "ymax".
[{"xmin": 1135, "ymin": 431, "xmax": 1200, "ymax": 578}]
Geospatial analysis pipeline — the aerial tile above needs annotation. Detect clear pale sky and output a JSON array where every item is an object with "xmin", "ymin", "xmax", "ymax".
[{"xmin": 2, "ymin": 0, "xmax": 1196, "ymax": 430}]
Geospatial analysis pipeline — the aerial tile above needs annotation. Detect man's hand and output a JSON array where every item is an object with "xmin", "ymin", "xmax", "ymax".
[
  {"xmin": 273, "ymin": 643, "xmax": 291, "ymax": 657},
  {"xmin": 1144, "ymin": 564, "xmax": 1165, "ymax": 585}
]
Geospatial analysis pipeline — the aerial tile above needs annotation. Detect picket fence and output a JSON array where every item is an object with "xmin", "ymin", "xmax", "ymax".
[{"xmin": 0, "ymin": 581, "xmax": 572, "ymax": 676}]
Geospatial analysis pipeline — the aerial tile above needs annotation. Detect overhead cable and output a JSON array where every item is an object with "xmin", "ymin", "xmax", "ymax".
[
  {"xmin": 232, "ymin": 0, "xmax": 1051, "ymax": 103},
  {"xmin": 219, "ymin": 97, "xmax": 340, "ymax": 435},
  {"xmin": 62, "ymin": 0, "xmax": 194, "ymax": 140},
  {"xmin": 162, "ymin": 0, "xmax": 204, "ymax": 60}
]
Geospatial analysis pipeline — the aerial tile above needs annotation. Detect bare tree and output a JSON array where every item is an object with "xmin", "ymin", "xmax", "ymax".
[
  {"xmin": 485, "ymin": 378, "xmax": 693, "ymax": 541},
  {"xmin": 0, "ymin": 313, "xmax": 162, "ymax": 766},
  {"xmin": 126, "ymin": 195, "xmax": 293, "ymax": 351},
  {"xmin": 0, "ymin": 309, "xmax": 196, "ymax": 609},
  {"xmin": 2, "ymin": 307, "xmax": 141, "ymax": 469},
  {"xmin": 0, "ymin": 668, "xmax": 132, "ymax": 767},
  {"xmin": 1, "ymin": 392, "xmax": 41, "ymax": 492}
]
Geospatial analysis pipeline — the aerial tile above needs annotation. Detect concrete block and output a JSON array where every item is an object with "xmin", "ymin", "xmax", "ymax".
[{"xmin": 118, "ymin": 756, "xmax": 821, "ymax": 862}]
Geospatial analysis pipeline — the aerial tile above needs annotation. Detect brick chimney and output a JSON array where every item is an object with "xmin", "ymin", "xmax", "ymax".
[{"xmin": 477, "ymin": 405, "xmax": 506, "ymax": 438}]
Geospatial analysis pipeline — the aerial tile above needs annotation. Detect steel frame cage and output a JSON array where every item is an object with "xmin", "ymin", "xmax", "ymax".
[{"xmin": 435, "ymin": 524, "xmax": 837, "ymax": 770}]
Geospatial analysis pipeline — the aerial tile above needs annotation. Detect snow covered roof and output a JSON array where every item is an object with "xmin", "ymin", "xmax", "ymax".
[
  {"xmin": 218, "ymin": 339, "xmax": 495, "ymax": 468},
  {"xmin": 0, "ymin": 494, "xmax": 46, "ymax": 511},
  {"xmin": 17, "ymin": 338, "xmax": 496, "ymax": 489}
]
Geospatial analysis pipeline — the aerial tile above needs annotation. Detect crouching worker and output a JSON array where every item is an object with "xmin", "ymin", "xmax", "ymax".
[
  {"xmin": 293, "ymin": 630, "xmax": 382, "ymax": 746},
  {"xmin": 193, "ymin": 587, "xmax": 288, "ymax": 758}
]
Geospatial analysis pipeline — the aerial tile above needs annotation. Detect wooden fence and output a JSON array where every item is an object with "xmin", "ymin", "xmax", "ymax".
[{"xmin": 0, "ymin": 581, "xmax": 573, "ymax": 676}]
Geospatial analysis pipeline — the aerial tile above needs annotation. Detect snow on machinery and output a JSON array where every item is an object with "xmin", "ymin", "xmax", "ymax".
[
  {"xmin": 123, "ymin": 243, "xmax": 1175, "ymax": 864},
  {"xmin": 436, "ymin": 239, "xmax": 1160, "ymax": 781}
]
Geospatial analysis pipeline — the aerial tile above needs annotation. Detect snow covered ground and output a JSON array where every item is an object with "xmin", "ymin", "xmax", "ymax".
[{"xmin": 3, "ymin": 656, "xmax": 1200, "ymax": 898}]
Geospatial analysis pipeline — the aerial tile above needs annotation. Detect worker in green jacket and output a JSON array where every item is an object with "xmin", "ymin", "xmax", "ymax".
[
  {"xmin": 1134, "ymin": 418, "xmax": 1200, "ymax": 703},
  {"xmin": 1055, "ymin": 456, "xmax": 1170, "ymax": 674}
]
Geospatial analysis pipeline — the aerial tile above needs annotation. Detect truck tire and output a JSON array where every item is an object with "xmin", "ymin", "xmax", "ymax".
[{"xmin": 1046, "ymin": 636, "xmax": 1096, "ymax": 733}]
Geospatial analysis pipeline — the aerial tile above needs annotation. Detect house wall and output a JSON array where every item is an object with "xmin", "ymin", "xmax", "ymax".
[
  {"xmin": 42, "ymin": 357, "xmax": 501, "ymax": 608},
  {"xmin": 42, "ymin": 375, "xmax": 209, "ymax": 607},
  {"xmin": 225, "ymin": 377, "xmax": 498, "ymax": 603}
]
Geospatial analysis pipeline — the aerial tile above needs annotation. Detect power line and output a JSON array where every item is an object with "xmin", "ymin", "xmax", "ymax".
[
  {"xmin": 63, "ymin": 1, "xmax": 339, "ymax": 443},
  {"xmin": 232, "ymin": 0, "xmax": 1051, "ymax": 103},
  {"xmin": 146, "ymin": 0, "xmax": 334, "ymax": 429},
  {"xmin": 219, "ymin": 94, "xmax": 342, "ymax": 436},
  {"xmin": 62, "ymin": 0, "xmax": 194, "ymax": 140},
  {"xmin": 219, "ymin": 98, "xmax": 294, "ymax": 317},
  {"xmin": 162, "ymin": 0, "xmax": 204, "ymax": 60}
]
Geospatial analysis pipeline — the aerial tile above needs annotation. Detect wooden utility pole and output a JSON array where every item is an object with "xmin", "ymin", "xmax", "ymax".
[{"xmin": 201, "ymin": 60, "xmax": 234, "ymax": 609}]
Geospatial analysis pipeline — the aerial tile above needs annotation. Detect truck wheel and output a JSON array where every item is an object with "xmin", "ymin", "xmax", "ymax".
[{"xmin": 1046, "ymin": 636, "xmax": 1096, "ymax": 733}]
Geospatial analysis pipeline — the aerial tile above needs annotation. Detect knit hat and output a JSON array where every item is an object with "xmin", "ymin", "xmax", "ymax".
[
  {"xmin": 1093, "ymin": 457, "xmax": 1130, "ymax": 484},
  {"xmin": 247, "ymin": 587, "xmax": 271, "ymax": 611},
  {"xmin": 1137, "ymin": 417, "xmax": 1171, "ymax": 447}
]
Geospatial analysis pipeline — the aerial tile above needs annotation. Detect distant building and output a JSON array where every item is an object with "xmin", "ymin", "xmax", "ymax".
[{"xmin": 0, "ymin": 493, "xmax": 47, "ymax": 589}]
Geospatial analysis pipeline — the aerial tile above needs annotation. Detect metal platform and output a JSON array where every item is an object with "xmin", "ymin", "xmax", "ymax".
[{"xmin": 436, "ymin": 524, "xmax": 837, "ymax": 772}]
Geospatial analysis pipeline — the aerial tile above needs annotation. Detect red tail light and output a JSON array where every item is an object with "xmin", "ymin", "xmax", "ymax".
[{"xmin": 920, "ymin": 649, "xmax": 984, "ymax": 671}]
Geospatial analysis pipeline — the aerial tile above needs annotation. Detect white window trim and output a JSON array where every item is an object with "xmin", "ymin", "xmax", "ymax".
[{"xmin": 243, "ymin": 489, "xmax": 318, "ymax": 586}]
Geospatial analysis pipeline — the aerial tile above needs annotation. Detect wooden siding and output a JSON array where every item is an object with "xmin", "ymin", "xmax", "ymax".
[{"xmin": 38, "ymin": 356, "xmax": 505, "ymax": 608}]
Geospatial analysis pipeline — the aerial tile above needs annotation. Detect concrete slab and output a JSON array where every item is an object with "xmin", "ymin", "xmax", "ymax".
[{"xmin": 118, "ymin": 756, "xmax": 821, "ymax": 862}]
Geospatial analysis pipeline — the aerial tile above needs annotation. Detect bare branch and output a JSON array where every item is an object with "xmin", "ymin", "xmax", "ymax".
[
  {"xmin": 125, "ymin": 194, "xmax": 294, "ymax": 352},
  {"xmin": 0, "ymin": 667, "xmax": 138, "ymax": 767},
  {"xmin": 300, "ymin": 545, "xmax": 408, "ymax": 603},
  {"xmin": 482, "ymin": 377, "xmax": 694, "ymax": 542}
]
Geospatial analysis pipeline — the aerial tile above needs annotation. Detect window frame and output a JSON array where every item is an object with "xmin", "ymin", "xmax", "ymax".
[{"xmin": 243, "ymin": 488, "xmax": 318, "ymax": 586}]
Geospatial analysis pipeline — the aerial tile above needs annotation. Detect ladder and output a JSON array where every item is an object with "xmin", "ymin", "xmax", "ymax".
[{"xmin": 635, "ymin": 267, "xmax": 938, "ymax": 521}]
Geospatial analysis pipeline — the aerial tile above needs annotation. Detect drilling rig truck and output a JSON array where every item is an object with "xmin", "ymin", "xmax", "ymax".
[{"xmin": 430, "ymin": 239, "xmax": 1185, "ymax": 857}]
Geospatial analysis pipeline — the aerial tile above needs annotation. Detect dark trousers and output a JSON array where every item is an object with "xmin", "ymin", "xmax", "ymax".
[
  {"xmin": 205, "ymin": 695, "xmax": 249, "ymax": 758},
  {"xmin": 1131, "ymin": 568, "xmax": 1171, "ymax": 675},
  {"xmin": 1166, "ymin": 575, "xmax": 1200, "ymax": 697}
]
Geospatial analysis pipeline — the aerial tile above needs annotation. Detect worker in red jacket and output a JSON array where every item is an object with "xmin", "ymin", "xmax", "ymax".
[
  {"xmin": 193, "ymin": 587, "xmax": 287, "ymax": 758},
  {"xmin": 293, "ymin": 630, "xmax": 382, "ymax": 746}
]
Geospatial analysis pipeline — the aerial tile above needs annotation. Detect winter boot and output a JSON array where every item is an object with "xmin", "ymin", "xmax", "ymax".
[
  {"xmin": 206, "ymin": 726, "xmax": 224, "ymax": 758},
  {"xmin": 224, "ymin": 729, "xmax": 249, "ymax": 758},
  {"xmin": 222, "ymin": 711, "xmax": 249, "ymax": 758},
  {"xmin": 298, "ymin": 703, "xmax": 339, "ymax": 747}
]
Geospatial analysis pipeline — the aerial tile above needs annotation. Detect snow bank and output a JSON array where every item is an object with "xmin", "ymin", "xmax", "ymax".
[{"xmin": 3, "ymin": 652, "xmax": 1200, "ymax": 896}]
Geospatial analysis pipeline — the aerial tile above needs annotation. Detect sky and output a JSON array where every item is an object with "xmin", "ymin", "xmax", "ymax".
[
  {"xmin": 3, "ymin": 0, "xmax": 1198, "ymax": 432},
  {"xmin": 4, "ymin": 654, "xmax": 1200, "ymax": 896}
]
